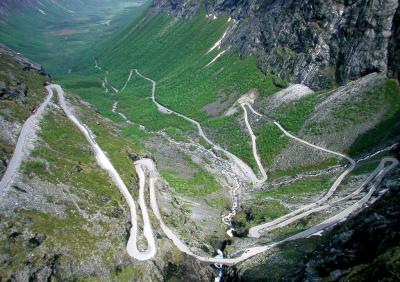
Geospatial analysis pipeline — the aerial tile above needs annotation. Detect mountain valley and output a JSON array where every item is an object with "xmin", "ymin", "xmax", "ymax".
[{"xmin": 0, "ymin": 0, "xmax": 399, "ymax": 281}]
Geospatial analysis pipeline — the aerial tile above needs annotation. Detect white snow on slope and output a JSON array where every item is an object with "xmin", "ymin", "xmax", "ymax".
[{"xmin": 204, "ymin": 50, "xmax": 227, "ymax": 68}]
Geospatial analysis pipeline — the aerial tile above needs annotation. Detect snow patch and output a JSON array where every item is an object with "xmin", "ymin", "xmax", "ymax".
[
  {"xmin": 36, "ymin": 8, "xmax": 46, "ymax": 15},
  {"xmin": 206, "ymin": 13, "xmax": 217, "ymax": 20},
  {"xmin": 207, "ymin": 27, "xmax": 230, "ymax": 54},
  {"xmin": 204, "ymin": 50, "xmax": 227, "ymax": 68}
]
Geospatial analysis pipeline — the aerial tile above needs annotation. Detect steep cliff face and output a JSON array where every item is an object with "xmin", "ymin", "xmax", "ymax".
[
  {"xmin": 151, "ymin": 0, "xmax": 399, "ymax": 89},
  {"xmin": 150, "ymin": 0, "xmax": 201, "ymax": 18},
  {"xmin": 388, "ymin": 1, "xmax": 400, "ymax": 80}
]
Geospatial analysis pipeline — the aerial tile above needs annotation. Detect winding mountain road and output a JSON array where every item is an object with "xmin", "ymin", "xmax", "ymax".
[
  {"xmin": 240, "ymin": 104, "xmax": 268, "ymax": 181},
  {"xmin": 134, "ymin": 69, "xmax": 261, "ymax": 185},
  {"xmin": 50, "ymin": 85, "xmax": 157, "ymax": 261},
  {"xmin": 286, "ymin": 157, "xmax": 398, "ymax": 241},
  {"xmin": 56, "ymin": 80, "xmax": 400, "ymax": 264},
  {"xmin": 0, "ymin": 87, "xmax": 53, "ymax": 194},
  {"xmin": 241, "ymin": 102, "xmax": 357, "ymax": 238},
  {"xmin": 0, "ymin": 82, "xmax": 398, "ymax": 266},
  {"xmin": 125, "ymin": 71, "xmax": 398, "ymax": 262},
  {"xmin": 136, "ymin": 156, "xmax": 397, "ymax": 265},
  {"xmin": 131, "ymin": 69, "xmax": 397, "ymax": 243}
]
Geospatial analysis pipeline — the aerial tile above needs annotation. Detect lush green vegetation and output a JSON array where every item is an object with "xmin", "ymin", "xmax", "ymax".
[
  {"xmin": 0, "ymin": 54, "xmax": 47, "ymax": 122},
  {"xmin": 57, "ymin": 9, "xmax": 280, "ymax": 170},
  {"xmin": 160, "ymin": 165, "xmax": 219, "ymax": 197},
  {"xmin": 22, "ymin": 110, "xmax": 124, "ymax": 206},
  {"xmin": 254, "ymin": 176, "xmax": 334, "ymax": 203},
  {"xmin": 56, "ymin": 74, "xmax": 116, "ymax": 118},
  {"xmin": 0, "ymin": 0, "xmax": 148, "ymax": 75},
  {"xmin": 305, "ymin": 80, "xmax": 400, "ymax": 155},
  {"xmin": 271, "ymin": 158, "xmax": 341, "ymax": 180},
  {"xmin": 21, "ymin": 89, "xmax": 145, "ymax": 201},
  {"xmin": 5, "ymin": 93, "xmax": 151, "ymax": 277},
  {"xmin": 348, "ymin": 80, "xmax": 400, "ymax": 156},
  {"xmin": 255, "ymin": 123, "xmax": 289, "ymax": 168},
  {"xmin": 333, "ymin": 81, "xmax": 398, "ymax": 130},
  {"xmin": 275, "ymin": 94, "xmax": 320, "ymax": 133},
  {"xmin": 204, "ymin": 114, "xmax": 256, "ymax": 170},
  {"xmin": 72, "ymin": 95, "xmax": 144, "ymax": 185},
  {"xmin": 234, "ymin": 201, "xmax": 290, "ymax": 234},
  {"xmin": 351, "ymin": 160, "xmax": 381, "ymax": 175}
]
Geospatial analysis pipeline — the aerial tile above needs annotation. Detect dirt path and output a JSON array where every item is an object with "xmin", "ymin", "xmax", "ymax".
[
  {"xmin": 95, "ymin": 60, "xmax": 133, "ymax": 94},
  {"xmin": 240, "ymin": 103, "xmax": 268, "ymax": 181}
]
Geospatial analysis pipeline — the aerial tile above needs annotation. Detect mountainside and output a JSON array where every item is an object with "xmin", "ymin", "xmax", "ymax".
[
  {"xmin": 0, "ymin": 0, "xmax": 147, "ymax": 75},
  {"xmin": 227, "ymin": 165, "xmax": 400, "ymax": 281},
  {"xmin": 152, "ymin": 0, "xmax": 400, "ymax": 89},
  {"xmin": 1, "ymin": 0, "xmax": 400, "ymax": 281},
  {"xmin": 0, "ymin": 0, "xmax": 145, "ymax": 15},
  {"xmin": 0, "ymin": 45, "xmax": 214, "ymax": 281},
  {"xmin": 388, "ymin": 2, "xmax": 400, "ymax": 81}
]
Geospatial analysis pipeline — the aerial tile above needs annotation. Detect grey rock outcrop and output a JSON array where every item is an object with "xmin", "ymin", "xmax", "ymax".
[
  {"xmin": 0, "ymin": 44, "xmax": 48, "ymax": 76},
  {"xmin": 150, "ymin": 0, "xmax": 201, "ymax": 18},
  {"xmin": 0, "ymin": 78, "xmax": 28, "ymax": 102},
  {"xmin": 152, "ymin": 0, "xmax": 400, "ymax": 89}
]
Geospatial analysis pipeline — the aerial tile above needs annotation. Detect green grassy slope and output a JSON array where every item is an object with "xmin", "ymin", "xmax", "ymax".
[
  {"xmin": 0, "ymin": 53, "xmax": 47, "ymax": 122},
  {"xmin": 59, "ymin": 9, "xmax": 280, "ymax": 172},
  {"xmin": 0, "ymin": 50, "xmax": 48, "ymax": 178},
  {"xmin": 348, "ymin": 80, "xmax": 400, "ymax": 156},
  {"xmin": 0, "ymin": 49, "xmax": 156, "ymax": 280},
  {"xmin": 0, "ymin": 0, "xmax": 148, "ymax": 75},
  {"xmin": 58, "ymin": 5, "xmax": 399, "ymax": 181},
  {"xmin": 93, "ymin": 9, "xmax": 279, "ymax": 119}
]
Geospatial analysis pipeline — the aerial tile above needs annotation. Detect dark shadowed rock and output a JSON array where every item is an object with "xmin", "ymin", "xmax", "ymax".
[
  {"xmin": 27, "ymin": 234, "xmax": 47, "ymax": 249},
  {"xmin": 150, "ymin": 0, "xmax": 201, "ymax": 18},
  {"xmin": 388, "ymin": 1, "xmax": 400, "ymax": 81}
]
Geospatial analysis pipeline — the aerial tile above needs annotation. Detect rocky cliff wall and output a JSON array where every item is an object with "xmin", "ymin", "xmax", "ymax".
[
  {"xmin": 388, "ymin": 0, "xmax": 400, "ymax": 80},
  {"xmin": 151, "ymin": 0, "xmax": 400, "ymax": 89}
]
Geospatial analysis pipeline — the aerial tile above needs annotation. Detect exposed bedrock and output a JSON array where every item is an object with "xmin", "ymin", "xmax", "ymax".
[{"xmin": 152, "ymin": 0, "xmax": 400, "ymax": 89}]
